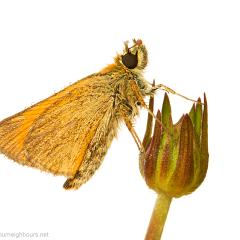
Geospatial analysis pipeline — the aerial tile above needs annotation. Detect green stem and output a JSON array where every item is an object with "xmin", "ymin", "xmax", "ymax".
[{"xmin": 145, "ymin": 193, "xmax": 172, "ymax": 240}]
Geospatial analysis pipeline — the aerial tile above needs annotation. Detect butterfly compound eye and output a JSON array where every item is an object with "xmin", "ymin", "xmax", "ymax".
[{"xmin": 122, "ymin": 52, "xmax": 138, "ymax": 69}]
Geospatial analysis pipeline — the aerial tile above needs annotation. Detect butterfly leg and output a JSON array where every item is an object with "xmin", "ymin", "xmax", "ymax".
[
  {"xmin": 153, "ymin": 83, "xmax": 200, "ymax": 104},
  {"xmin": 122, "ymin": 114, "xmax": 145, "ymax": 155},
  {"xmin": 129, "ymin": 79, "xmax": 163, "ymax": 126},
  {"xmin": 122, "ymin": 115, "xmax": 146, "ymax": 176}
]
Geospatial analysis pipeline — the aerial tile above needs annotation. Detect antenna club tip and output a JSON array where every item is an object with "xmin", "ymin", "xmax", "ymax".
[{"xmin": 136, "ymin": 39, "xmax": 142, "ymax": 46}]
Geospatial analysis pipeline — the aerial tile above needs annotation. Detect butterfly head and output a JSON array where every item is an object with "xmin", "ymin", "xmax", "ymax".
[{"xmin": 116, "ymin": 39, "xmax": 148, "ymax": 71}]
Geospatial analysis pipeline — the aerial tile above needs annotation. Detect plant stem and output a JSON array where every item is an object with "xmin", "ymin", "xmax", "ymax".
[{"xmin": 145, "ymin": 193, "xmax": 172, "ymax": 240}]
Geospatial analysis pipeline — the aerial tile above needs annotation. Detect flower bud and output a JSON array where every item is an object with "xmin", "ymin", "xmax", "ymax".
[{"xmin": 141, "ymin": 93, "xmax": 208, "ymax": 198}]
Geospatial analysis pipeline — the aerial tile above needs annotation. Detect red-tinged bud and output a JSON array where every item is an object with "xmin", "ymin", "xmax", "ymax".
[{"xmin": 142, "ymin": 93, "xmax": 208, "ymax": 198}]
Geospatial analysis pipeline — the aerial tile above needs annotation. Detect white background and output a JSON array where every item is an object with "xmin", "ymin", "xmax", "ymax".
[{"xmin": 0, "ymin": 1, "xmax": 239, "ymax": 239}]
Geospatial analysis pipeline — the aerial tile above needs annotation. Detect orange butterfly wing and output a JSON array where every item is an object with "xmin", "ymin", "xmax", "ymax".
[{"xmin": 0, "ymin": 75, "xmax": 114, "ymax": 177}]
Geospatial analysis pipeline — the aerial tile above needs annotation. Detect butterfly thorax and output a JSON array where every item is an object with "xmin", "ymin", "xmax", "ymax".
[{"xmin": 99, "ymin": 63, "xmax": 151, "ymax": 121}]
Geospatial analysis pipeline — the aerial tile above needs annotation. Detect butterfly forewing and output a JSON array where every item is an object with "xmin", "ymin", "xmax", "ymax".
[{"xmin": 0, "ymin": 75, "xmax": 114, "ymax": 177}]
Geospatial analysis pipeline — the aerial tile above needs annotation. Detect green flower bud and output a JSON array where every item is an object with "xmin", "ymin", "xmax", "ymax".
[{"xmin": 141, "ymin": 93, "xmax": 208, "ymax": 198}]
